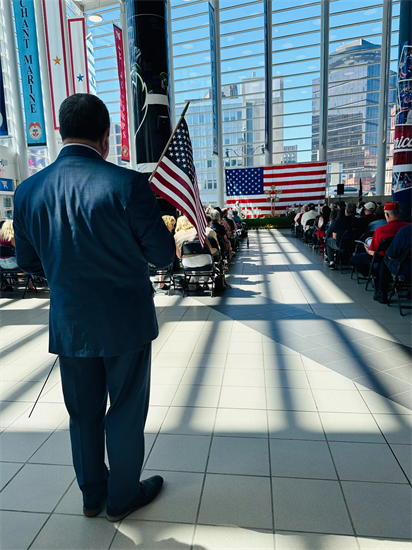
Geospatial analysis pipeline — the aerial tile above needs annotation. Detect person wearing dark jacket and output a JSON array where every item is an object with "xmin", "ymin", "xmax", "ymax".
[{"xmin": 13, "ymin": 94, "xmax": 175, "ymax": 522}]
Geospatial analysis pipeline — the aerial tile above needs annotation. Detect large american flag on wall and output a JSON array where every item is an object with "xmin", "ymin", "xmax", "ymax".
[{"xmin": 226, "ymin": 162, "xmax": 327, "ymax": 216}]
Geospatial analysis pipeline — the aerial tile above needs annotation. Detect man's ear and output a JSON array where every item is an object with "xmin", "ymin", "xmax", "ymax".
[{"xmin": 100, "ymin": 128, "xmax": 110, "ymax": 159}]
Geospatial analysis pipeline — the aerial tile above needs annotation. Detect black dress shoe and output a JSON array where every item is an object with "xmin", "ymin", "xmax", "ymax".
[
  {"xmin": 106, "ymin": 475, "xmax": 164, "ymax": 522},
  {"xmin": 83, "ymin": 494, "xmax": 107, "ymax": 518}
]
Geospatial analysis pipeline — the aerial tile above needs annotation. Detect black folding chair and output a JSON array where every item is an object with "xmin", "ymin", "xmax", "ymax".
[
  {"xmin": 0, "ymin": 245, "xmax": 38, "ymax": 298},
  {"xmin": 149, "ymin": 262, "xmax": 174, "ymax": 295},
  {"xmin": 387, "ymin": 247, "xmax": 412, "ymax": 316},
  {"xmin": 351, "ymin": 230, "xmax": 374, "ymax": 283},
  {"xmin": 180, "ymin": 241, "xmax": 215, "ymax": 297},
  {"xmin": 336, "ymin": 228, "xmax": 364, "ymax": 273},
  {"xmin": 365, "ymin": 237, "xmax": 395, "ymax": 291}
]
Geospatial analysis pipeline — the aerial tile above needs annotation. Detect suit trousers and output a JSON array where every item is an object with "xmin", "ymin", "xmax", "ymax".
[{"xmin": 59, "ymin": 344, "xmax": 151, "ymax": 510}]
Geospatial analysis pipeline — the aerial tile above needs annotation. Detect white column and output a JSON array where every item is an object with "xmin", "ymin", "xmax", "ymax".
[
  {"xmin": 34, "ymin": 0, "xmax": 57, "ymax": 163},
  {"xmin": 212, "ymin": 0, "xmax": 224, "ymax": 206},
  {"xmin": 2, "ymin": 0, "xmax": 30, "ymax": 182},
  {"xmin": 376, "ymin": 0, "xmax": 392, "ymax": 196},
  {"xmin": 264, "ymin": 0, "xmax": 273, "ymax": 166},
  {"xmin": 120, "ymin": 2, "xmax": 137, "ymax": 170},
  {"xmin": 166, "ymin": 0, "xmax": 175, "ymax": 126},
  {"xmin": 319, "ymin": 0, "xmax": 329, "ymax": 163}
]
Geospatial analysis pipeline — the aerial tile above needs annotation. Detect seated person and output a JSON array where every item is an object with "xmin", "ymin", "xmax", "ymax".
[
  {"xmin": 0, "ymin": 220, "xmax": 19, "ymax": 270},
  {"xmin": 349, "ymin": 201, "xmax": 410, "ymax": 278},
  {"xmin": 162, "ymin": 215, "xmax": 176, "ymax": 233},
  {"xmin": 313, "ymin": 205, "xmax": 331, "ymax": 251},
  {"xmin": 210, "ymin": 209, "xmax": 234, "ymax": 260},
  {"xmin": 0, "ymin": 220, "xmax": 35, "ymax": 291},
  {"xmin": 326, "ymin": 202, "xmax": 361, "ymax": 269},
  {"xmin": 368, "ymin": 204, "xmax": 386, "ymax": 231},
  {"xmin": 222, "ymin": 208, "xmax": 238, "ymax": 249},
  {"xmin": 374, "ymin": 223, "xmax": 412, "ymax": 303},
  {"xmin": 358, "ymin": 202, "xmax": 377, "ymax": 227},
  {"xmin": 232, "ymin": 209, "xmax": 242, "ymax": 228},
  {"xmin": 205, "ymin": 215, "xmax": 221, "ymax": 259},
  {"xmin": 301, "ymin": 203, "xmax": 318, "ymax": 231},
  {"xmin": 174, "ymin": 216, "xmax": 213, "ymax": 281}
]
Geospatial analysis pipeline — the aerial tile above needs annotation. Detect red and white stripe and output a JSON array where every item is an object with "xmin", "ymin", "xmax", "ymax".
[
  {"xmin": 43, "ymin": 0, "xmax": 70, "ymax": 130},
  {"xmin": 151, "ymin": 156, "xmax": 208, "ymax": 247},
  {"xmin": 226, "ymin": 162, "xmax": 327, "ymax": 217},
  {"xmin": 68, "ymin": 18, "xmax": 89, "ymax": 94}
]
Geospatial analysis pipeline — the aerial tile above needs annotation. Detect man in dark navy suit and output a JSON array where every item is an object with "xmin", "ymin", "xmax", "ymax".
[{"xmin": 13, "ymin": 94, "xmax": 175, "ymax": 521}]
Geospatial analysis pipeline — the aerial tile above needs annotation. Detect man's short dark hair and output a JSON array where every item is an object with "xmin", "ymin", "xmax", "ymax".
[
  {"xmin": 346, "ymin": 202, "xmax": 357, "ymax": 215},
  {"xmin": 233, "ymin": 210, "xmax": 238, "ymax": 216},
  {"xmin": 59, "ymin": 94, "xmax": 110, "ymax": 142}
]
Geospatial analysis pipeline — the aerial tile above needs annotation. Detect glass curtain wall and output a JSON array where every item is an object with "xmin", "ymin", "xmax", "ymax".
[
  {"xmin": 86, "ymin": 0, "xmax": 399, "ymax": 202},
  {"xmin": 272, "ymin": 1, "xmax": 321, "ymax": 166},
  {"xmin": 86, "ymin": 5, "xmax": 124, "ymax": 166}
]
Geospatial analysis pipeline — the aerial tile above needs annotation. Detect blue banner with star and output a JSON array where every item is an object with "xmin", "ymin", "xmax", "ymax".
[
  {"xmin": 0, "ymin": 57, "xmax": 9, "ymax": 138},
  {"xmin": 13, "ymin": 0, "xmax": 46, "ymax": 146}
]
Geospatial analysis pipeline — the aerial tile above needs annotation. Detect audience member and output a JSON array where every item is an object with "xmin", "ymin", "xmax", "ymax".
[
  {"xmin": 294, "ymin": 205, "xmax": 308, "ymax": 227},
  {"xmin": 232, "ymin": 209, "xmax": 242, "ymax": 228},
  {"xmin": 374, "ymin": 224, "xmax": 412, "ymax": 303},
  {"xmin": 349, "ymin": 201, "xmax": 409, "ymax": 277},
  {"xmin": 0, "ymin": 220, "xmax": 19, "ymax": 270},
  {"xmin": 358, "ymin": 202, "xmax": 377, "ymax": 227},
  {"xmin": 368, "ymin": 205, "xmax": 386, "ymax": 231},
  {"xmin": 326, "ymin": 202, "xmax": 361, "ymax": 269},
  {"xmin": 211, "ymin": 209, "xmax": 234, "ymax": 260},
  {"xmin": 162, "ymin": 215, "xmax": 176, "ymax": 233},
  {"xmin": 313, "ymin": 205, "xmax": 331, "ymax": 251},
  {"xmin": 174, "ymin": 215, "xmax": 212, "ymax": 263},
  {"xmin": 205, "ymin": 215, "xmax": 220, "ymax": 258},
  {"xmin": 301, "ymin": 203, "xmax": 318, "ymax": 231}
]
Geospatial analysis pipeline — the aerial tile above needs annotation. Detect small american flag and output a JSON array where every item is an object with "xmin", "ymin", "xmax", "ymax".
[
  {"xmin": 226, "ymin": 162, "xmax": 327, "ymax": 216},
  {"xmin": 150, "ymin": 118, "xmax": 207, "ymax": 246}
]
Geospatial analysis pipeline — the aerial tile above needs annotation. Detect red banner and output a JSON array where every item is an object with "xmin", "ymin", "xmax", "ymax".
[{"xmin": 114, "ymin": 24, "xmax": 130, "ymax": 163}]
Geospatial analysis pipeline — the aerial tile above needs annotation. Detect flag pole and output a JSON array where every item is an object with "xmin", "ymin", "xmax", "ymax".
[{"xmin": 149, "ymin": 101, "xmax": 191, "ymax": 183}]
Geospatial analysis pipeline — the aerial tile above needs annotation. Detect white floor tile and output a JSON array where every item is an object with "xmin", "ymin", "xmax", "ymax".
[
  {"xmin": 10, "ymin": 403, "xmax": 68, "ymax": 430},
  {"xmin": 358, "ymin": 537, "xmax": 412, "ymax": 549},
  {"xmin": 263, "ymin": 355, "xmax": 304, "ymax": 370},
  {"xmin": 223, "ymin": 368, "xmax": 265, "ymax": 387},
  {"xmin": 270, "ymin": 439, "xmax": 337, "ymax": 480},
  {"xmin": 0, "ymin": 463, "xmax": 75, "ymax": 513},
  {"xmin": 312, "ymin": 390, "xmax": 370, "ymax": 413},
  {"xmin": 149, "ymin": 385, "xmax": 178, "ymax": 407},
  {"xmin": 265, "ymin": 369, "xmax": 309, "ymax": 388},
  {"xmin": 225, "ymin": 353, "xmax": 265, "ymax": 369},
  {"xmin": 30, "ymin": 514, "xmax": 116, "ymax": 550},
  {"xmin": 272, "ymin": 477, "xmax": 354, "ymax": 535},
  {"xmin": 0, "ymin": 510, "xmax": 49, "ymax": 550},
  {"xmin": 194, "ymin": 525, "xmax": 274, "ymax": 550},
  {"xmin": 112, "ymin": 520, "xmax": 195, "ymax": 549},
  {"xmin": 342, "ymin": 481, "xmax": 412, "ymax": 539},
  {"xmin": 275, "ymin": 532, "xmax": 358, "ymax": 550},
  {"xmin": 214, "ymin": 408, "xmax": 268, "ymax": 438},
  {"xmin": 208, "ymin": 436, "xmax": 270, "ymax": 476},
  {"xmin": 29, "ymin": 430, "xmax": 72, "ymax": 466},
  {"xmin": 268, "ymin": 410, "xmax": 325, "ymax": 440},
  {"xmin": 307, "ymin": 371, "xmax": 356, "ymax": 390},
  {"xmin": 160, "ymin": 406, "xmax": 217, "ymax": 435},
  {"xmin": 187, "ymin": 353, "xmax": 228, "ymax": 369},
  {"xmin": 0, "ymin": 428, "xmax": 52, "ymax": 462},
  {"xmin": 267, "ymin": 388, "xmax": 317, "ymax": 412},
  {"xmin": 172, "ymin": 385, "xmax": 221, "ymax": 408},
  {"xmin": 145, "ymin": 434, "xmax": 211, "ymax": 473},
  {"xmin": 180, "ymin": 368, "xmax": 224, "ymax": 386},
  {"xmin": 145, "ymin": 406, "xmax": 169, "ymax": 433},
  {"xmin": 218, "ymin": 386, "xmax": 267, "ymax": 410},
  {"xmin": 390, "ymin": 444, "xmax": 412, "ymax": 482},
  {"xmin": 319, "ymin": 412, "xmax": 386, "ymax": 443},
  {"xmin": 372, "ymin": 414, "xmax": 412, "ymax": 444},
  {"xmin": 151, "ymin": 367, "xmax": 186, "ymax": 386},
  {"xmin": 198, "ymin": 473, "xmax": 273, "ymax": 529},
  {"xmin": 330, "ymin": 441, "xmax": 408, "ymax": 483},
  {"xmin": 0, "ymin": 461, "xmax": 23, "ymax": 491}
]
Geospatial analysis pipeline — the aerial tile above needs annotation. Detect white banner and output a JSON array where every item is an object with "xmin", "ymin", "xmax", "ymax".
[
  {"xmin": 43, "ymin": 0, "xmax": 70, "ymax": 130},
  {"xmin": 68, "ymin": 18, "xmax": 89, "ymax": 94}
]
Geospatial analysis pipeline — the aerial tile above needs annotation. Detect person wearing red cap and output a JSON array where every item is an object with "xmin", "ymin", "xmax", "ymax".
[{"xmin": 349, "ymin": 201, "xmax": 410, "ymax": 278}]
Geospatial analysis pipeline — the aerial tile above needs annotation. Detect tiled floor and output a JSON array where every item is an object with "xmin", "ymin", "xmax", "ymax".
[{"xmin": 0, "ymin": 229, "xmax": 411, "ymax": 549}]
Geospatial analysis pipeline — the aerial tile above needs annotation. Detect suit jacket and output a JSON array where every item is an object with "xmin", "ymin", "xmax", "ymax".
[{"xmin": 13, "ymin": 145, "xmax": 175, "ymax": 357}]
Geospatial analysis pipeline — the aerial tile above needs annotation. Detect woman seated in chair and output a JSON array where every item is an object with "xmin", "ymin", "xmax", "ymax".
[
  {"xmin": 174, "ymin": 215, "xmax": 213, "ymax": 268},
  {"xmin": 0, "ymin": 220, "xmax": 19, "ymax": 270},
  {"xmin": 0, "ymin": 220, "xmax": 35, "ymax": 291}
]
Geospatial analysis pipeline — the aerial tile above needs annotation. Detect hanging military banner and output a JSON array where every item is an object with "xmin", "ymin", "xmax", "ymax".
[{"xmin": 13, "ymin": 0, "xmax": 46, "ymax": 146}]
